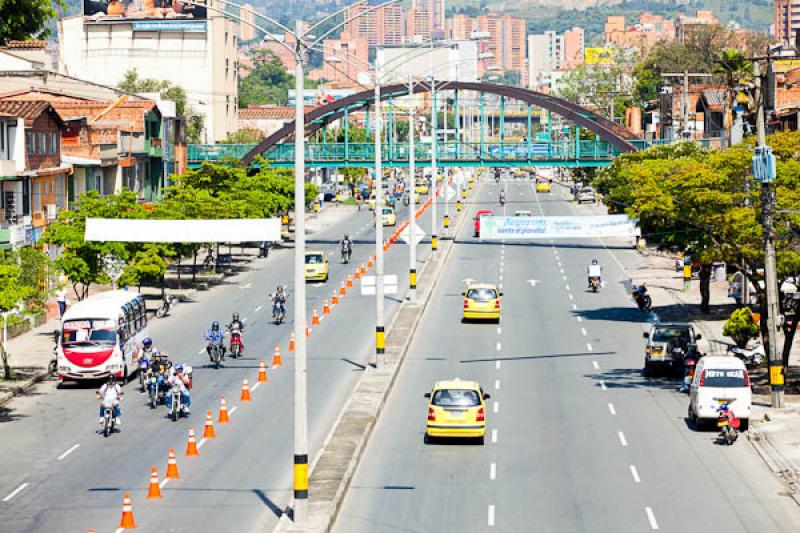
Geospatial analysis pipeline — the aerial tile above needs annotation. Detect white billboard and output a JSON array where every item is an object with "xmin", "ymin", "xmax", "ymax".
[
  {"xmin": 479, "ymin": 215, "xmax": 637, "ymax": 240},
  {"xmin": 85, "ymin": 218, "xmax": 282, "ymax": 243}
]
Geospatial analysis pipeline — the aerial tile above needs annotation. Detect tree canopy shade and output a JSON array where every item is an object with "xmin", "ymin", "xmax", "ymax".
[
  {"xmin": 239, "ymin": 50, "xmax": 317, "ymax": 108},
  {"xmin": 0, "ymin": 0, "xmax": 63, "ymax": 44}
]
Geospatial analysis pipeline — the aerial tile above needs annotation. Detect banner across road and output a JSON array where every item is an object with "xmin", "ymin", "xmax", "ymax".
[{"xmin": 479, "ymin": 215, "xmax": 638, "ymax": 240}]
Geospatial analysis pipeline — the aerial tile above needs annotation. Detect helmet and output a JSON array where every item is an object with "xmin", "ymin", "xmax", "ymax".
[
  {"xmin": 344, "ymin": 233, "xmax": 350, "ymax": 239},
  {"xmin": 233, "ymin": 312, "xmax": 239, "ymax": 321},
  {"xmin": 212, "ymin": 321, "xmax": 219, "ymax": 331},
  {"xmin": 143, "ymin": 337, "xmax": 153, "ymax": 348},
  {"xmin": 175, "ymin": 363, "xmax": 184, "ymax": 373},
  {"xmin": 592, "ymin": 259, "xmax": 598, "ymax": 265},
  {"xmin": 107, "ymin": 374, "xmax": 116, "ymax": 384}
]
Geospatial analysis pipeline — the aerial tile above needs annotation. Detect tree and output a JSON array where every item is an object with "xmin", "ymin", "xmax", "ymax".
[
  {"xmin": 713, "ymin": 48, "xmax": 753, "ymax": 149},
  {"xmin": 483, "ymin": 70, "xmax": 521, "ymax": 87},
  {"xmin": 239, "ymin": 50, "xmax": 317, "ymax": 108},
  {"xmin": 0, "ymin": 0, "xmax": 63, "ymax": 44},
  {"xmin": 0, "ymin": 258, "xmax": 34, "ymax": 378},
  {"xmin": 557, "ymin": 64, "xmax": 630, "ymax": 123},
  {"xmin": 723, "ymin": 307, "xmax": 760, "ymax": 349},
  {"xmin": 220, "ymin": 128, "xmax": 265, "ymax": 144}
]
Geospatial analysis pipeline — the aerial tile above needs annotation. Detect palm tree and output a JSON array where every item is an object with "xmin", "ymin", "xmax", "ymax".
[{"xmin": 713, "ymin": 49, "xmax": 753, "ymax": 148}]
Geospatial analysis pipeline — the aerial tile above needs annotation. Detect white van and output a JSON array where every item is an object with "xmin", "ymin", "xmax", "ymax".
[{"xmin": 688, "ymin": 356, "xmax": 751, "ymax": 430}]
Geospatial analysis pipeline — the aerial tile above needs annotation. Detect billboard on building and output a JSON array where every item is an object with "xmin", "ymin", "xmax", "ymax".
[
  {"xmin": 584, "ymin": 48, "xmax": 615, "ymax": 65},
  {"xmin": 83, "ymin": 0, "xmax": 207, "ymax": 21}
]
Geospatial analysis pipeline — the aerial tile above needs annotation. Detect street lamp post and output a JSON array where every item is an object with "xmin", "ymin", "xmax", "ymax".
[
  {"xmin": 374, "ymin": 65, "xmax": 385, "ymax": 367},
  {"xmin": 408, "ymin": 75, "xmax": 417, "ymax": 302}
]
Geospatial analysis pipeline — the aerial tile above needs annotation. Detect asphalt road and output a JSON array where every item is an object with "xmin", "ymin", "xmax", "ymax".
[
  {"xmin": 333, "ymin": 176, "xmax": 800, "ymax": 533},
  {"xmin": 0, "ymin": 187, "xmax": 443, "ymax": 533}
]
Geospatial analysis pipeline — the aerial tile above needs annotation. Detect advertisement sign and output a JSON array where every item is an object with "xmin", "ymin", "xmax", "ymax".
[
  {"xmin": 83, "ymin": 0, "xmax": 206, "ymax": 21},
  {"xmin": 479, "ymin": 215, "xmax": 637, "ymax": 240},
  {"xmin": 585, "ymin": 48, "xmax": 615, "ymax": 65}
]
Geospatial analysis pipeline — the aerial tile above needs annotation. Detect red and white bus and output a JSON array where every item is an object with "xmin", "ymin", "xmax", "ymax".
[{"xmin": 57, "ymin": 290, "xmax": 149, "ymax": 382}]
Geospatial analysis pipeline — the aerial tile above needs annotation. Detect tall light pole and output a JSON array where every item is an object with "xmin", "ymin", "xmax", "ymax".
[
  {"xmin": 408, "ymin": 75, "xmax": 417, "ymax": 301},
  {"xmin": 374, "ymin": 64, "xmax": 385, "ymax": 367}
]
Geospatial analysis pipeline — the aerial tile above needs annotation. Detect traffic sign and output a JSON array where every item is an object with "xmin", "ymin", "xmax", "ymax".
[
  {"xmin": 399, "ymin": 223, "xmax": 426, "ymax": 246},
  {"xmin": 361, "ymin": 275, "xmax": 398, "ymax": 295}
]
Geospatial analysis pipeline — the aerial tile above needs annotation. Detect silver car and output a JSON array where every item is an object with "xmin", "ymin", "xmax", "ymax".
[{"xmin": 577, "ymin": 187, "xmax": 596, "ymax": 204}]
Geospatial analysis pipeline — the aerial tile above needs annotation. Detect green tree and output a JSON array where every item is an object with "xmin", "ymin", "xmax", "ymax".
[
  {"xmin": 0, "ymin": 258, "xmax": 35, "ymax": 378},
  {"xmin": 0, "ymin": 0, "xmax": 63, "ymax": 44},
  {"xmin": 723, "ymin": 307, "xmax": 760, "ymax": 348},
  {"xmin": 220, "ymin": 128, "xmax": 265, "ymax": 144},
  {"xmin": 713, "ymin": 48, "xmax": 753, "ymax": 148},
  {"xmin": 239, "ymin": 50, "xmax": 317, "ymax": 108},
  {"xmin": 557, "ymin": 64, "xmax": 630, "ymax": 123}
]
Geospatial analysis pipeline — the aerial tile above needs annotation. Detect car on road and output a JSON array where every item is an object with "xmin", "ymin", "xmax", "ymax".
[
  {"xmin": 415, "ymin": 181, "xmax": 429, "ymax": 195},
  {"xmin": 474, "ymin": 209, "xmax": 495, "ymax": 237},
  {"xmin": 535, "ymin": 180, "xmax": 552, "ymax": 193},
  {"xmin": 577, "ymin": 187, "xmax": 597, "ymax": 204},
  {"xmin": 514, "ymin": 210, "xmax": 533, "ymax": 217},
  {"xmin": 304, "ymin": 250, "xmax": 329, "ymax": 282},
  {"xmin": 462, "ymin": 283, "xmax": 502, "ymax": 322},
  {"xmin": 425, "ymin": 379, "xmax": 490, "ymax": 444},
  {"xmin": 689, "ymin": 355, "xmax": 751, "ymax": 430},
  {"xmin": 380, "ymin": 206, "xmax": 396, "ymax": 226},
  {"xmin": 643, "ymin": 323, "xmax": 701, "ymax": 375}
]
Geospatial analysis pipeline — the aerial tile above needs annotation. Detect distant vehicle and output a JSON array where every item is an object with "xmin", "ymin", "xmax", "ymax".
[
  {"xmin": 304, "ymin": 250, "xmax": 329, "ymax": 282},
  {"xmin": 643, "ymin": 323, "xmax": 701, "ymax": 376},
  {"xmin": 474, "ymin": 209, "xmax": 495, "ymax": 237},
  {"xmin": 689, "ymin": 356, "xmax": 751, "ymax": 431},
  {"xmin": 577, "ymin": 187, "xmax": 597, "ymax": 204},
  {"xmin": 320, "ymin": 186, "xmax": 337, "ymax": 202},
  {"xmin": 424, "ymin": 379, "xmax": 490, "ymax": 444},
  {"xmin": 57, "ymin": 291, "xmax": 148, "ymax": 383},
  {"xmin": 380, "ymin": 206, "xmax": 396, "ymax": 226},
  {"xmin": 415, "ymin": 181, "xmax": 430, "ymax": 195},
  {"xmin": 462, "ymin": 283, "xmax": 502, "ymax": 323},
  {"xmin": 514, "ymin": 210, "xmax": 533, "ymax": 217},
  {"xmin": 536, "ymin": 180, "xmax": 552, "ymax": 193}
]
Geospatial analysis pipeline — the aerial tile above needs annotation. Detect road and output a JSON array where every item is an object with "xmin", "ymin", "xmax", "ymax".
[
  {"xmin": 0, "ymin": 190, "xmax": 441, "ymax": 532},
  {"xmin": 333, "ymin": 176, "xmax": 800, "ymax": 532}
]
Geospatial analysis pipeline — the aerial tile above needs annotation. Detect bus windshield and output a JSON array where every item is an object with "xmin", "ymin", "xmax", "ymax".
[{"xmin": 62, "ymin": 319, "xmax": 117, "ymax": 346}]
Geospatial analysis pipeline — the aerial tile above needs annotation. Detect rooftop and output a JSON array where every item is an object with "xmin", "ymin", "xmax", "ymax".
[{"xmin": 0, "ymin": 100, "xmax": 61, "ymax": 127}]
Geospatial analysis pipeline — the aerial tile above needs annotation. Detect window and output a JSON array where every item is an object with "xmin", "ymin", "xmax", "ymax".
[
  {"xmin": 27, "ymin": 132, "xmax": 34, "ymax": 155},
  {"xmin": 432, "ymin": 389, "xmax": 481, "ymax": 407},
  {"xmin": 50, "ymin": 133, "xmax": 57, "ymax": 154},
  {"xmin": 32, "ymin": 182, "xmax": 41, "ymax": 212},
  {"xmin": 0, "ymin": 123, "xmax": 5, "ymax": 152},
  {"xmin": 466, "ymin": 287, "xmax": 498, "ymax": 301},
  {"xmin": 38, "ymin": 133, "xmax": 45, "ymax": 155}
]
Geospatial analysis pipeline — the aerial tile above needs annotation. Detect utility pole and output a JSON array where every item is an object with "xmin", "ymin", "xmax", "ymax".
[
  {"xmin": 753, "ymin": 59, "xmax": 783, "ymax": 408},
  {"xmin": 374, "ymin": 65, "xmax": 385, "ymax": 368},
  {"xmin": 408, "ymin": 76, "xmax": 417, "ymax": 302},
  {"xmin": 661, "ymin": 72, "xmax": 712, "ymax": 139}
]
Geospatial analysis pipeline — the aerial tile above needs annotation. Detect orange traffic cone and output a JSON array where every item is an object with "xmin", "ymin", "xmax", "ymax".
[
  {"xmin": 347, "ymin": 274, "xmax": 353, "ymax": 288},
  {"xmin": 323, "ymin": 298, "xmax": 330, "ymax": 315},
  {"xmin": 218, "ymin": 397, "xmax": 230, "ymax": 423},
  {"xmin": 354, "ymin": 268, "xmax": 361, "ymax": 280},
  {"xmin": 203, "ymin": 411, "xmax": 216, "ymax": 439},
  {"xmin": 240, "ymin": 378, "xmax": 252, "ymax": 401},
  {"xmin": 288, "ymin": 333, "xmax": 296, "ymax": 352},
  {"xmin": 340, "ymin": 281, "xmax": 347, "ymax": 296},
  {"xmin": 185, "ymin": 427, "xmax": 199, "ymax": 457},
  {"xmin": 146, "ymin": 465, "xmax": 162, "ymax": 499},
  {"xmin": 331, "ymin": 290, "xmax": 339, "ymax": 305},
  {"xmin": 272, "ymin": 346, "xmax": 282, "ymax": 367},
  {"xmin": 258, "ymin": 360, "xmax": 268, "ymax": 382},
  {"xmin": 368, "ymin": 256, "xmax": 374, "ymax": 268},
  {"xmin": 119, "ymin": 492, "xmax": 136, "ymax": 529},
  {"xmin": 361, "ymin": 262, "xmax": 367, "ymax": 274},
  {"xmin": 167, "ymin": 448, "xmax": 181, "ymax": 476},
  {"xmin": 305, "ymin": 325, "xmax": 309, "ymax": 337},
  {"xmin": 312, "ymin": 307, "xmax": 320, "ymax": 325}
]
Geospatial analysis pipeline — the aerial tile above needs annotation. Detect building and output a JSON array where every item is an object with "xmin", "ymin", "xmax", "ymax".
[
  {"xmin": 256, "ymin": 33, "xmax": 299, "ymax": 71},
  {"xmin": 528, "ymin": 31, "xmax": 563, "ymax": 89},
  {"xmin": 446, "ymin": 14, "xmax": 475, "ymax": 40},
  {"xmin": 406, "ymin": 7, "xmax": 432, "ymax": 43},
  {"xmin": 562, "ymin": 27, "xmax": 584, "ymax": 69},
  {"xmin": 59, "ymin": 0, "xmax": 238, "ymax": 143},
  {"xmin": 0, "ymin": 40, "xmax": 53, "ymax": 71},
  {"xmin": 322, "ymin": 31, "xmax": 369, "ymax": 86},
  {"xmin": 238, "ymin": 105, "xmax": 314, "ymax": 138},
  {"xmin": 344, "ymin": 1, "xmax": 404, "ymax": 47},
  {"xmin": 675, "ymin": 10, "xmax": 718, "ymax": 43},
  {"xmin": 604, "ymin": 13, "xmax": 674, "ymax": 50},
  {"xmin": 775, "ymin": 0, "xmax": 800, "ymax": 44},
  {"xmin": 498, "ymin": 16, "xmax": 527, "ymax": 85},
  {"xmin": 239, "ymin": 3, "xmax": 256, "ymax": 42}
]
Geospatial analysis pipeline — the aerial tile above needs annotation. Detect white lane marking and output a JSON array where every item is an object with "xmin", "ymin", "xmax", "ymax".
[
  {"xmin": 630, "ymin": 465, "xmax": 641, "ymax": 483},
  {"xmin": 608, "ymin": 403, "xmax": 616, "ymax": 415},
  {"xmin": 491, "ymin": 429, "xmax": 498, "ymax": 443},
  {"xmin": 581, "ymin": 328, "xmax": 587, "ymax": 336},
  {"xmin": 57, "ymin": 444, "xmax": 80, "ymax": 461},
  {"xmin": 488, "ymin": 504, "xmax": 496, "ymax": 527},
  {"xmin": 562, "ymin": 275, "xmax": 567, "ymax": 281},
  {"xmin": 499, "ymin": 274, "xmax": 503, "ymax": 281},
  {"xmin": 568, "ymin": 294, "xmax": 574, "ymax": 301},
  {"xmin": 499, "ymin": 283, "xmax": 503, "ymax": 289},
  {"xmin": 496, "ymin": 342, "xmax": 501, "ymax": 351},
  {"xmin": 645, "ymin": 507, "xmax": 659, "ymax": 530},
  {"xmin": 560, "ymin": 268, "xmax": 564, "ymax": 274},
  {"xmin": 600, "ymin": 380, "xmax": 607, "ymax": 391},
  {"xmin": 159, "ymin": 477, "xmax": 172, "ymax": 489},
  {"xmin": 571, "ymin": 304, "xmax": 577, "ymax": 310},
  {"xmin": 618, "ymin": 431, "xmax": 628, "ymax": 447},
  {"xmin": 494, "ymin": 379, "xmax": 500, "ymax": 390},
  {"xmin": 251, "ymin": 381, "xmax": 261, "ymax": 392},
  {"xmin": 577, "ymin": 316, "xmax": 583, "ymax": 322},
  {"xmin": 587, "ymin": 343, "xmax": 594, "ymax": 352},
  {"xmin": 592, "ymin": 360, "xmax": 599, "ymax": 370},
  {"xmin": 493, "ymin": 401, "xmax": 499, "ymax": 414},
  {"xmin": 255, "ymin": 305, "xmax": 263, "ymax": 312},
  {"xmin": 565, "ymin": 284, "xmax": 570, "ymax": 291},
  {"xmin": 490, "ymin": 463, "xmax": 497, "ymax": 480},
  {"xmin": 197, "ymin": 348, "xmax": 205, "ymax": 354},
  {"xmin": 495, "ymin": 360, "xmax": 501, "ymax": 370},
  {"xmin": 2, "ymin": 483, "xmax": 29, "ymax": 502},
  {"xmin": 497, "ymin": 327, "xmax": 502, "ymax": 335},
  {"xmin": 198, "ymin": 437, "xmax": 208, "ymax": 449},
  {"xmin": 229, "ymin": 406, "xmax": 238, "ymax": 415}
]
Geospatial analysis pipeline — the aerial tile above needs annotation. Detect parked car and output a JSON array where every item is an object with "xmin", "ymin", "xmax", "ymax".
[
  {"xmin": 688, "ymin": 355, "xmax": 751, "ymax": 431},
  {"xmin": 643, "ymin": 323, "xmax": 701, "ymax": 376},
  {"xmin": 577, "ymin": 187, "xmax": 596, "ymax": 204}
]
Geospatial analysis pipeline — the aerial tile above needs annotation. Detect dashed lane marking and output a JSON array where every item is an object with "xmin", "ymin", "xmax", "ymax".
[
  {"xmin": 490, "ymin": 463, "xmax": 497, "ymax": 480},
  {"xmin": 229, "ymin": 406, "xmax": 238, "ymax": 415},
  {"xmin": 57, "ymin": 444, "xmax": 80, "ymax": 461},
  {"xmin": 251, "ymin": 381, "xmax": 261, "ymax": 392},
  {"xmin": 198, "ymin": 438, "xmax": 208, "ymax": 450},
  {"xmin": 493, "ymin": 401, "xmax": 499, "ymax": 414},
  {"xmin": 497, "ymin": 327, "xmax": 502, "ymax": 335},
  {"xmin": 592, "ymin": 360, "xmax": 599, "ymax": 370},
  {"xmin": 568, "ymin": 294, "xmax": 574, "ymax": 301},
  {"xmin": 491, "ymin": 429, "xmax": 498, "ymax": 443},
  {"xmin": 581, "ymin": 328, "xmax": 587, "ymax": 336},
  {"xmin": 630, "ymin": 465, "xmax": 641, "ymax": 483},
  {"xmin": 571, "ymin": 304, "xmax": 577, "ymax": 310},
  {"xmin": 608, "ymin": 403, "xmax": 616, "ymax": 415},
  {"xmin": 565, "ymin": 284, "xmax": 570, "ymax": 291},
  {"xmin": 577, "ymin": 316, "xmax": 583, "ymax": 322},
  {"xmin": 495, "ymin": 361, "xmax": 501, "ymax": 370},
  {"xmin": 255, "ymin": 305, "xmax": 263, "ymax": 312},
  {"xmin": 496, "ymin": 342, "xmax": 501, "ymax": 351},
  {"xmin": 159, "ymin": 477, "xmax": 171, "ymax": 489},
  {"xmin": 600, "ymin": 380, "xmax": 607, "ymax": 391},
  {"xmin": 2, "ymin": 483, "xmax": 29, "ymax": 502},
  {"xmin": 494, "ymin": 379, "xmax": 500, "ymax": 390},
  {"xmin": 587, "ymin": 343, "xmax": 594, "ymax": 352},
  {"xmin": 645, "ymin": 507, "xmax": 659, "ymax": 530},
  {"xmin": 488, "ymin": 504, "xmax": 496, "ymax": 527},
  {"xmin": 618, "ymin": 431, "xmax": 628, "ymax": 447}
]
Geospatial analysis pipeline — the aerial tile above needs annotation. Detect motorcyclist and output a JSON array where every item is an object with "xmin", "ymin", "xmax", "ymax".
[
  {"xmin": 165, "ymin": 363, "xmax": 191, "ymax": 414},
  {"xmin": 97, "ymin": 374, "xmax": 123, "ymax": 425},
  {"xmin": 271, "ymin": 285, "xmax": 288, "ymax": 318},
  {"xmin": 586, "ymin": 259, "xmax": 604, "ymax": 288},
  {"xmin": 227, "ymin": 312, "xmax": 246, "ymax": 354},
  {"xmin": 205, "ymin": 321, "xmax": 226, "ymax": 362},
  {"xmin": 149, "ymin": 350, "xmax": 172, "ymax": 395},
  {"xmin": 141, "ymin": 337, "xmax": 157, "ymax": 365}
]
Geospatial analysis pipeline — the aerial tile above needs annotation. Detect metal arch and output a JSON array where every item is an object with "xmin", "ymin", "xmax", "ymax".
[{"xmin": 241, "ymin": 81, "xmax": 640, "ymax": 165}]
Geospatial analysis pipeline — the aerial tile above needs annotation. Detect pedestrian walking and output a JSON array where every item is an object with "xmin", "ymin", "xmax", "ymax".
[{"xmin": 56, "ymin": 287, "xmax": 68, "ymax": 318}]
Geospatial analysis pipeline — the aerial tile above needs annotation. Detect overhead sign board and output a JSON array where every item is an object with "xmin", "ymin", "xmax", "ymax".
[
  {"xmin": 85, "ymin": 218, "xmax": 282, "ymax": 243},
  {"xmin": 479, "ymin": 215, "xmax": 637, "ymax": 240},
  {"xmin": 83, "ymin": 0, "xmax": 207, "ymax": 21}
]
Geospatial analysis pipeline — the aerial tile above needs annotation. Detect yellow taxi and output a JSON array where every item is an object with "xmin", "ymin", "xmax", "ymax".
[
  {"xmin": 424, "ymin": 379, "xmax": 489, "ymax": 444},
  {"xmin": 414, "ymin": 181, "xmax": 429, "ymax": 195},
  {"xmin": 536, "ymin": 180, "xmax": 552, "ymax": 193},
  {"xmin": 304, "ymin": 250, "xmax": 329, "ymax": 282},
  {"xmin": 379, "ymin": 206, "xmax": 396, "ymax": 226},
  {"xmin": 462, "ymin": 283, "xmax": 502, "ymax": 322}
]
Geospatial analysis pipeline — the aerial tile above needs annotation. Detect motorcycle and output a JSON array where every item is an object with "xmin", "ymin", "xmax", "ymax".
[
  {"xmin": 169, "ymin": 382, "xmax": 184, "ymax": 422},
  {"xmin": 208, "ymin": 339, "xmax": 224, "ymax": 369},
  {"xmin": 499, "ymin": 193, "xmax": 506, "ymax": 206},
  {"xmin": 588, "ymin": 276, "xmax": 601, "ymax": 293},
  {"xmin": 156, "ymin": 294, "xmax": 174, "ymax": 318},
  {"xmin": 273, "ymin": 300, "xmax": 286, "ymax": 325},
  {"xmin": 341, "ymin": 244, "xmax": 352, "ymax": 264},
  {"xmin": 717, "ymin": 402, "xmax": 739, "ymax": 445},
  {"xmin": 632, "ymin": 284, "xmax": 652, "ymax": 312},
  {"xmin": 403, "ymin": 195, "xmax": 410, "ymax": 206},
  {"xmin": 138, "ymin": 358, "xmax": 150, "ymax": 392},
  {"xmin": 229, "ymin": 326, "xmax": 243, "ymax": 359},
  {"xmin": 727, "ymin": 342, "xmax": 765, "ymax": 368},
  {"xmin": 147, "ymin": 372, "xmax": 162, "ymax": 409},
  {"xmin": 102, "ymin": 401, "xmax": 117, "ymax": 437}
]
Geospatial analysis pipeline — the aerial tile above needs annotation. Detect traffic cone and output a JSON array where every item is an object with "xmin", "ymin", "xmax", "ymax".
[
  {"xmin": 146, "ymin": 466, "xmax": 162, "ymax": 499},
  {"xmin": 323, "ymin": 298, "xmax": 330, "ymax": 315},
  {"xmin": 218, "ymin": 397, "xmax": 230, "ymax": 423},
  {"xmin": 240, "ymin": 378, "xmax": 252, "ymax": 401},
  {"xmin": 368, "ymin": 256, "xmax": 374, "ymax": 268},
  {"xmin": 203, "ymin": 411, "xmax": 216, "ymax": 439},
  {"xmin": 340, "ymin": 281, "xmax": 347, "ymax": 296},
  {"xmin": 167, "ymin": 448, "xmax": 181, "ymax": 476},
  {"xmin": 288, "ymin": 333, "xmax": 296, "ymax": 352},
  {"xmin": 258, "ymin": 360, "xmax": 268, "ymax": 382},
  {"xmin": 185, "ymin": 427, "xmax": 199, "ymax": 457},
  {"xmin": 305, "ymin": 325, "xmax": 309, "ymax": 337},
  {"xmin": 347, "ymin": 274, "xmax": 353, "ymax": 288},
  {"xmin": 312, "ymin": 307, "xmax": 320, "ymax": 325},
  {"xmin": 354, "ymin": 268, "xmax": 361, "ymax": 280},
  {"xmin": 272, "ymin": 346, "xmax": 282, "ymax": 367},
  {"xmin": 331, "ymin": 290, "xmax": 339, "ymax": 305},
  {"xmin": 118, "ymin": 492, "xmax": 136, "ymax": 529},
  {"xmin": 361, "ymin": 262, "xmax": 367, "ymax": 274}
]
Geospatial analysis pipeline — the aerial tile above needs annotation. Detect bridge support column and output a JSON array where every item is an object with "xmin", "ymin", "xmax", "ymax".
[
  {"xmin": 500, "ymin": 96, "xmax": 505, "ymax": 147},
  {"xmin": 344, "ymin": 108, "xmax": 350, "ymax": 161},
  {"xmin": 454, "ymin": 90, "xmax": 459, "ymax": 160},
  {"xmin": 388, "ymin": 96, "xmax": 394, "ymax": 161},
  {"xmin": 575, "ymin": 125, "xmax": 581, "ymax": 163},
  {"xmin": 480, "ymin": 92, "xmax": 486, "ymax": 164},
  {"xmin": 527, "ymin": 104, "xmax": 532, "ymax": 165}
]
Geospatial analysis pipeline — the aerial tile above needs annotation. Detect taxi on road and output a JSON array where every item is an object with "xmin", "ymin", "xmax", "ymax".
[
  {"xmin": 415, "ymin": 181, "xmax": 429, "ymax": 195},
  {"xmin": 425, "ymin": 379, "xmax": 490, "ymax": 444},
  {"xmin": 304, "ymin": 250, "xmax": 329, "ymax": 282},
  {"xmin": 379, "ymin": 206, "xmax": 396, "ymax": 226},
  {"xmin": 536, "ymin": 180, "xmax": 552, "ymax": 192},
  {"xmin": 462, "ymin": 283, "xmax": 502, "ymax": 322}
]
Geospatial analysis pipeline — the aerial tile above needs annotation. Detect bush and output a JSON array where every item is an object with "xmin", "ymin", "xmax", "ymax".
[{"xmin": 723, "ymin": 307, "xmax": 760, "ymax": 348}]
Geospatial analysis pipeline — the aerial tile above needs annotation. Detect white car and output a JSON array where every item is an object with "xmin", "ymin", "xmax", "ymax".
[
  {"xmin": 577, "ymin": 187, "xmax": 597, "ymax": 204},
  {"xmin": 688, "ymin": 356, "xmax": 751, "ymax": 430}
]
